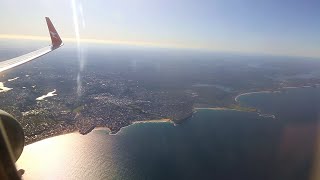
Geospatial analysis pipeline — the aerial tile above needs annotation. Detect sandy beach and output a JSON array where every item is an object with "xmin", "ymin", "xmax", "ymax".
[
  {"xmin": 132, "ymin": 118, "xmax": 172, "ymax": 124},
  {"xmin": 234, "ymin": 91, "xmax": 272, "ymax": 102}
]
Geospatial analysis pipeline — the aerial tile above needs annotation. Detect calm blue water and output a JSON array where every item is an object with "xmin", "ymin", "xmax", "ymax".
[
  {"xmin": 115, "ymin": 110, "xmax": 281, "ymax": 180},
  {"xmin": 238, "ymin": 87, "xmax": 320, "ymax": 123},
  {"xmin": 18, "ymin": 87, "xmax": 320, "ymax": 180}
]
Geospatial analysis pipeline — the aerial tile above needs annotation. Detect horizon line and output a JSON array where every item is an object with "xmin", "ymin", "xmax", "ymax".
[
  {"xmin": 0, "ymin": 34, "xmax": 319, "ymax": 59},
  {"xmin": 0, "ymin": 34, "xmax": 199, "ymax": 49}
]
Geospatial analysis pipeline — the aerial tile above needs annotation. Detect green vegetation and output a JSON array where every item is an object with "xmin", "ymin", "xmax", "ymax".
[
  {"xmin": 228, "ymin": 104, "xmax": 257, "ymax": 112},
  {"xmin": 72, "ymin": 106, "xmax": 84, "ymax": 113}
]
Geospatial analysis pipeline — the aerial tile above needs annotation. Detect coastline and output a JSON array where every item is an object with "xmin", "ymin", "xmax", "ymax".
[
  {"xmin": 26, "ymin": 85, "xmax": 317, "ymax": 145},
  {"xmin": 132, "ymin": 118, "xmax": 172, "ymax": 124},
  {"xmin": 234, "ymin": 85, "xmax": 319, "ymax": 102},
  {"xmin": 234, "ymin": 90, "xmax": 273, "ymax": 102},
  {"xmin": 94, "ymin": 119, "xmax": 173, "ymax": 136},
  {"xmin": 231, "ymin": 85, "xmax": 318, "ymax": 119},
  {"xmin": 26, "ymin": 118, "xmax": 174, "ymax": 145},
  {"xmin": 195, "ymin": 107, "xmax": 247, "ymax": 112},
  {"xmin": 25, "ymin": 128, "xmax": 79, "ymax": 145},
  {"xmin": 93, "ymin": 127, "xmax": 112, "ymax": 131},
  {"xmin": 195, "ymin": 108, "xmax": 276, "ymax": 119}
]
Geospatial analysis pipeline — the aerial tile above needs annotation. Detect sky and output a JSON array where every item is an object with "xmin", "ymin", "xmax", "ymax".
[{"xmin": 0, "ymin": 0, "xmax": 319, "ymax": 57}]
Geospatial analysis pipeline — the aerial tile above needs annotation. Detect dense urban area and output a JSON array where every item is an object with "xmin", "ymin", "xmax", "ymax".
[{"xmin": 1, "ymin": 48, "xmax": 320, "ymax": 144}]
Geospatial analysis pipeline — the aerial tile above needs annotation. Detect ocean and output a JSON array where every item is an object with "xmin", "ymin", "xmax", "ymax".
[{"xmin": 17, "ymin": 87, "xmax": 320, "ymax": 180}]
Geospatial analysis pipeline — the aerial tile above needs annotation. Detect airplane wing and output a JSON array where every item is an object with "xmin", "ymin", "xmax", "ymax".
[{"xmin": 0, "ymin": 17, "xmax": 63, "ymax": 73}]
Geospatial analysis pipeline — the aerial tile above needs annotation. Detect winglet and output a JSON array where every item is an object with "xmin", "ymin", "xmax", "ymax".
[{"xmin": 45, "ymin": 17, "xmax": 63, "ymax": 48}]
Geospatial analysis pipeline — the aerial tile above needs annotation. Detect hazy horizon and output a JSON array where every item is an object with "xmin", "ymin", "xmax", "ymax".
[{"xmin": 0, "ymin": 0, "xmax": 319, "ymax": 58}]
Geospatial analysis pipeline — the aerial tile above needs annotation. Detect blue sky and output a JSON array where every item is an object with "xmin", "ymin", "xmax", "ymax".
[{"xmin": 0, "ymin": 0, "xmax": 319, "ymax": 57}]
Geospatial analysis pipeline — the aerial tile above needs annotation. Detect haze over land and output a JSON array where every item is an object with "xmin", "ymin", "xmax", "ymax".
[
  {"xmin": 1, "ymin": 42, "xmax": 320, "ymax": 144},
  {"xmin": 0, "ymin": 0, "xmax": 319, "ymax": 179}
]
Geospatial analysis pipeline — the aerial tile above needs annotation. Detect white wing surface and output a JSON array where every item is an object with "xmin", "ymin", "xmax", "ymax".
[{"xmin": 0, "ymin": 17, "xmax": 63, "ymax": 73}]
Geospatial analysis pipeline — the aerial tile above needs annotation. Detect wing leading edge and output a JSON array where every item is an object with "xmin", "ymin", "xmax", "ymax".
[{"xmin": 0, "ymin": 17, "xmax": 63, "ymax": 73}]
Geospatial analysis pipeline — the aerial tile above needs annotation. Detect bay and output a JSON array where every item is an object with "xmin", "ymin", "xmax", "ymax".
[{"xmin": 17, "ymin": 87, "xmax": 320, "ymax": 180}]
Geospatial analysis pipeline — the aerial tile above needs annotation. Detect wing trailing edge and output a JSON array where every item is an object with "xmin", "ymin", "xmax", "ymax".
[{"xmin": 0, "ymin": 17, "xmax": 63, "ymax": 73}]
